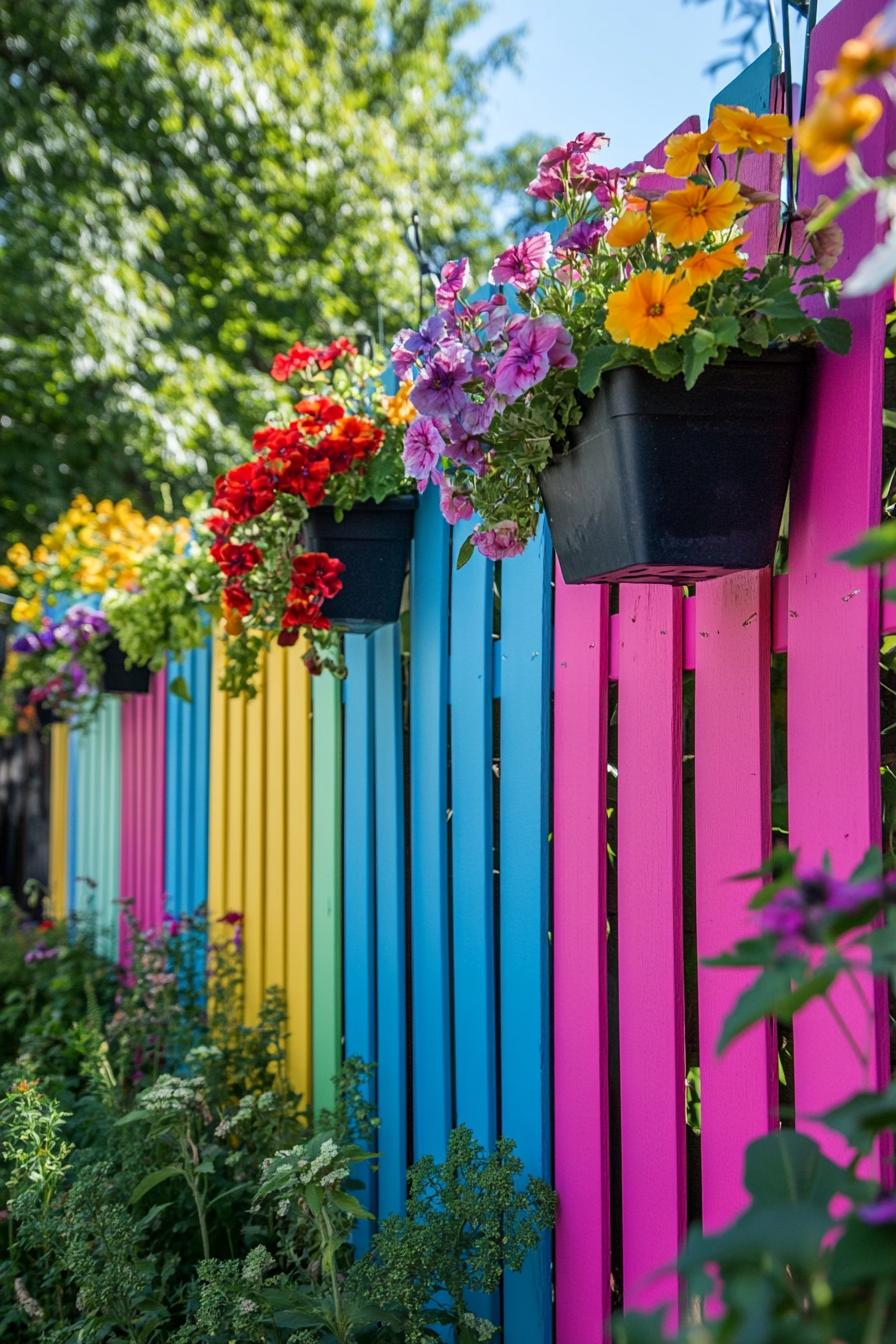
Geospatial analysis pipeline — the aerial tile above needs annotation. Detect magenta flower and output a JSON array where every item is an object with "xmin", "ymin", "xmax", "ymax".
[
  {"xmin": 434, "ymin": 258, "xmax": 471, "ymax": 310},
  {"xmin": 472, "ymin": 521, "xmax": 526, "ymax": 561},
  {"xmin": 759, "ymin": 868, "xmax": 887, "ymax": 952},
  {"xmin": 859, "ymin": 1195, "xmax": 896, "ymax": 1225},
  {"xmin": 443, "ymin": 428, "xmax": 486, "ymax": 475},
  {"xmin": 402, "ymin": 417, "xmax": 446, "ymax": 490},
  {"xmin": 410, "ymin": 344, "xmax": 472, "ymax": 418},
  {"xmin": 527, "ymin": 131, "xmax": 610, "ymax": 199},
  {"xmin": 439, "ymin": 479, "xmax": 474, "ymax": 525},
  {"xmin": 556, "ymin": 220, "xmax": 606, "ymax": 256},
  {"xmin": 494, "ymin": 316, "xmax": 575, "ymax": 402},
  {"xmin": 458, "ymin": 396, "xmax": 497, "ymax": 436},
  {"xmin": 490, "ymin": 232, "xmax": 553, "ymax": 292}
]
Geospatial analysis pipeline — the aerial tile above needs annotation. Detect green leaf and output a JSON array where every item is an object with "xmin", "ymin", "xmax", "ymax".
[
  {"xmin": 169, "ymin": 675, "xmax": 192, "ymax": 703},
  {"xmin": 456, "ymin": 535, "xmax": 475, "ymax": 570},
  {"xmin": 836, "ymin": 520, "xmax": 896, "ymax": 566},
  {"xmin": 578, "ymin": 344, "xmax": 622, "ymax": 394},
  {"xmin": 815, "ymin": 316, "xmax": 852, "ymax": 354},
  {"xmin": 649, "ymin": 343, "xmax": 682, "ymax": 378},
  {"xmin": 829, "ymin": 1218, "xmax": 896, "ymax": 1288},
  {"xmin": 716, "ymin": 963, "xmax": 837, "ymax": 1053},
  {"xmin": 819, "ymin": 1082, "xmax": 896, "ymax": 1156},
  {"xmin": 709, "ymin": 314, "xmax": 740, "ymax": 348},
  {"xmin": 129, "ymin": 1165, "xmax": 183, "ymax": 1204},
  {"xmin": 744, "ymin": 1129, "xmax": 866, "ymax": 1207},
  {"xmin": 682, "ymin": 328, "xmax": 718, "ymax": 390},
  {"xmin": 679, "ymin": 1202, "xmax": 831, "ymax": 1271}
]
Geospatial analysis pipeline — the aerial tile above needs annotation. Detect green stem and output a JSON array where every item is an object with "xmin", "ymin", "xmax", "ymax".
[
  {"xmin": 822, "ymin": 992, "xmax": 868, "ymax": 1071},
  {"xmin": 319, "ymin": 1205, "xmax": 346, "ymax": 1342}
]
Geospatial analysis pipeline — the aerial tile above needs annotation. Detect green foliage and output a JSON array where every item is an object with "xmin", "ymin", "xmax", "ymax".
[{"xmin": 0, "ymin": 0, "xmax": 522, "ymax": 544}]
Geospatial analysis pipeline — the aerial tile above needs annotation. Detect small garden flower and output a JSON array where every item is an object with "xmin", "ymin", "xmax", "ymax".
[
  {"xmin": 652, "ymin": 179, "xmax": 748, "ymax": 246},
  {"xmin": 605, "ymin": 271, "xmax": 697, "ymax": 350},
  {"xmin": 797, "ymin": 90, "xmax": 883, "ymax": 173},
  {"xmin": 489, "ymin": 232, "xmax": 553, "ymax": 291},
  {"xmin": 403, "ymin": 417, "xmax": 446, "ymax": 488},
  {"xmin": 606, "ymin": 210, "xmax": 650, "ymax": 248},
  {"xmin": 663, "ymin": 127, "xmax": 715, "ymax": 177},
  {"xmin": 708, "ymin": 105, "xmax": 792, "ymax": 155}
]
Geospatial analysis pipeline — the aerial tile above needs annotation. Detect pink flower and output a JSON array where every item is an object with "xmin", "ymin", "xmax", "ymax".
[
  {"xmin": 410, "ymin": 344, "xmax": 472, "ymax": 418},
  {"xmin": 439, "ymin": 479, "xmax": 474, "ymax": 525},
  {"xmin": 489, "ymin": 232, "xmax": 553, "ymax": 292},
  {"xmin": 493, "ymin": 316, "xmax": 575, "ymax": 402},
  {"xmin": 403, "ymin": 417, "xmax": 446, "ymax": 490},
  {"xmin": 472, "ymin": 521, "xmax": 526, "ymax": 561},
  {"xmin": 444, "ymin": 427, "xmax": 486, "ymax": 474},
  {"xmin": 527, "ymin": 131, "xmax": 610, "ymax": 199},
  {"xmin": 434, "ymin": 258, "xmax": 471, "ymax": 310},
  {"xmin": 555, "ymin": 220, "xmax": 606, "ymax": 256}
]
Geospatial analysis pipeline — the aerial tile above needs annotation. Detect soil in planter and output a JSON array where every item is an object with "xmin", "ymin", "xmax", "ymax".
[
  {"xmin": 539, "ymin": 349, "xmax": 811, "ymax": 585},
  {"xmin": 302, "ymin": 496, "xmax": 417, "ymax": 633},
  {"xmin": 101, "ymin": 640, "xmax": 151, "ymax": 694}
]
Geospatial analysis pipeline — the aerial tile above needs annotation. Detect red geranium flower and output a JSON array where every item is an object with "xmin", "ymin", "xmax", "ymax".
[
  {"xmin": 293, "ymin": 396, "xmax": 345, "ymax": 436},
  {"xmin": 317, "ymin": 337, "xmax": 358, "ymax": 369},
  {"xmin": 271, "ymin": 342, "xmax": 320, "ymax": 382},
  {"xmin": 222, "ymin": 580, "xmax": 253, "ymax": 615},
  {"xmin": 291, "ymin": 551, "xmax": 345, "ymax": 599},
  {"xmin": 319, "ymin": 416, "xmax": 384, "ymax": 473},
  {"xmin": 213, "ymin": 459, "xmax": 276, "ymax": 522},
  {"xmin": 210, "ymin": 541, "xmax": 263, "ymax": 577},
  {"xmin": 274, "ymin": 453, "xmax": 332, "ymax": 506}
]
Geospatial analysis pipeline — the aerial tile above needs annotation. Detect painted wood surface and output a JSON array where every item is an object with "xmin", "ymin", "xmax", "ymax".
[
  {"xmin": 312, "ymin": 673, "xmax": 343, "ymax": 1116},
  {"xmin": 71, "ymin": 697, "xmax": 122, "ymax": 957},
  {"xmin": 788, "ymin": 0, "xmax": 892, "ymax": 1156},
  {"xmin": 617, "ymin": 586, "xmax": 685, "ymax": 1319},
  {"xmin": 48, "ymin": 725, "xmax": 69, "ymax": 920},
  {"xmin": 119, "ymin": 673, "xmax": 167, "ymax": 960},
  {"xmin": 165, "ymin": 642, "xmax": 212, "ymax": 921}
]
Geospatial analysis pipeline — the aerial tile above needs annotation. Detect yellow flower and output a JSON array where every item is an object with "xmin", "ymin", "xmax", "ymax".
[
  {"xmin": 71, "ymin": 493, "xmax": 91, "ymax": 511},
  {"xmin": 6, "ymin": 543, "xmax": 30, "ymax": 568},
  {"xmin": 605, "ymin": 270, "xmax": 698, "ymax": 351},
  {"xmin": 12, "ymin": 596, "xmax": 40, "ymax": 624},
  {"xmin": 32, "ymin": 544, "xmax": 50, "ymax": 565},
  {"xmin": 823, "ymin": 16, "xmax": 896, "ymax": 94},
  {"xmin": 675, "ymin": 234, "xmax": 749, "ymax": 291},
  {"xmin": 652, "ymin": 180, "xmax": 748, "ymax": 246},
  {"xmin": 606, "ymin": 211, "xmax": 650, "ymax": 247},
  {"xmin": 709, "ymin": 105, "xmax": 792, "ymax": 155},
  {"xmin": 663, "ymin": 128, "xmax": 715, "ymax": 178},
  {"xmin": 381, "ymin": 379, "xmax": 417, "ymax": 427},
  {"xmin": 0, "ymin": 566, "xmax": 17, "ymax": 589},
  {"xmin": 797, "ymin": 90, "xmax": 883, "ymax": 174}
]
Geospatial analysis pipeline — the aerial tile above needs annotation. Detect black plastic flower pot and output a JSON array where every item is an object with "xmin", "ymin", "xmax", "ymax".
[
  {"xmin": 100, "ymin": 639, "xmax": 151, "ymax": 695},
  {"xmin": 539, "ymin": 348, "xmax": 812, "ymax": 585},
  {"xmin": 15, "ymin": 691, "xmax": 61, "ymax": 729},
  {"xmin": 301, "ymin": 496, "xmax": 417, "ymax": 634}
]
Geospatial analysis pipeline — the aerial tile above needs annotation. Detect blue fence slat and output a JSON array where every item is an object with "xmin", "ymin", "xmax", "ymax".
[
  {"xmin": 343, "ymin": 633, "xmax": 378, "ymax": 1239},
  {"xmin": 373, "ymin": 622, "xmax": 408, "ymax": 1217},
  {"xmin": 409, "ymin": 488, "xmax": 452, "ymax": 1162},
  {"xmin": 165, "ymin": 642, "xmax": 212, "ymax": 921},
  {"xmin": 498, "ymin": 521, "xmax": 553, "ymax": 1342},
  {"xmin": 709, "ymin": 43, "xmax": 782, "ymax": 120},
  {"xmin": 449, "ymin": 519, "xmax": 496, "ymax": 1146},
  {"xmin": 449, "ymin": 518, "xmax": 498, "ymax": 1326}
]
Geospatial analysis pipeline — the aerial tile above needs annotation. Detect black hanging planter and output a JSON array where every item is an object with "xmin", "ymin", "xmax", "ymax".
[
  {"xmin": 15, "ymin": 690, "xmax": 61, "ymax": 729},
  {"xmin": 539, "ymin": 348, "xmax": 811, "ymax": 585},
  {"xmin": 100, "ymin": 639, "xmax": 151, "ymax": 694},
  {"xmin": 302, "ymin": 496, "xmax": 417, "ymax": 634}
]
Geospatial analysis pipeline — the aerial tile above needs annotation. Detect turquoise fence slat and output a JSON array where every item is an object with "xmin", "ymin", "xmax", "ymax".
[
  {"xmin": 343, "ymin": 634, "xmax": 377, "ymax": 1243},
  {"xmin": 372, "ymin": 622, "xmax": 408, "ymax": 1218},
  {"xmin": 165, "ymin": 642, "xmax": 212, "ymax": 920},
  {"xmin": 71, "ymin": 698, "xmax": 122, "ymax": 958},
  {"xmin": 409, "ymin": 488, "xmax": 452, "ymax": 1162},
  {"xmin": 499, "ymin": 520, "xmax": 553, "ymax": 1342}
]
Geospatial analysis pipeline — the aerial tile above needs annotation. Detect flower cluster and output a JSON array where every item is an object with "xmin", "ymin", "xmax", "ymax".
[
  {"xmin": 394, "ymin": 110, "xmax": 847, "ymax": 559},
  {"xmin": 3, "ymin": 605, "xmax": 111, "ymax": 727},
  {"xmin": 1, "ymin": 495, "xmax": 187, "ymax": 624},
  {"xmin": 759, "ymin": 868, "xmax": 890, "ymax": 954},
  {"xmin": 209, "ymin": 334, "xmax": 414, "ymax": 697}
]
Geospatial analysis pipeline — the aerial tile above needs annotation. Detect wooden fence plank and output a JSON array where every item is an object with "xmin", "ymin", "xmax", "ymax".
[
  {"xmin": 285, "ymin": 649, "xmax": 313, "ymax": 1103},
  {"xmin": 410, "ymin": 488, "xmax": 452, "ymax": 1161},
  {"xmin": 312, "ymin": 672, "xmax": 343, "ymax": 1115},
  {"xmin": 373, "ymin": 623, "xmax": 408, "ymax": 1217},
  {"xmin": 499, "ymin": 523, "xmax": 553, "ymax": 1343},
  {"xmin": 264, "ymin": 648, "xmax": 288, "ymax": 997},
  {"xmin": 788, "ymin": 0, "xmax": 893, "ymax": 1157},
  {"xmin": 244, "ymin": 666, "xmax": 267, "ymax": 1024},
  {"xmin": 49, "ymin": 725, "xmax": 69, "ymax": 921},
  {"xmin": 119, "ymin": 673, "xmax": 167, "ymax": 957},
  {"xmin": 449, "ymin": 520, "xmax": 496, "ymax": 1152},
  {"xmin": 695, "ymin": 572, "xmax": 776, "ymax": 1232},
  {"xmin": 166, "ymin": 643, "xmax": 212, "ymax": 923},
  {"xmin": 343, "ymin": 634, "xmax": 378, "ymax": 1240},
  {"xmin": 617, "ymin": 586, "xmax": 684, "ymax": 1318},
  {"xmin": 553, "ymin": 572, "xmax": 611, "ymax": 1341}
]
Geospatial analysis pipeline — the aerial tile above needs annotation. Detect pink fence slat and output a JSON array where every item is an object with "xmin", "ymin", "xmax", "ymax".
[
  {"xmin": 695, "ymin": 570, "xmax": 776, "ymax": 1233},
  {"xmin": 553, "ymin": 571, "xmax": 611, "ymax": 1342},
  {"xmin": 617, "ymin": 585, "xmax": 685, "ymax": 1318},
  {"xmin": 787, "ymin": 0, "xmax": 892, "ymax": 1158},
  {"xmin": 119, "ymin": 672, "xmax": 168, "ymax": 959}
]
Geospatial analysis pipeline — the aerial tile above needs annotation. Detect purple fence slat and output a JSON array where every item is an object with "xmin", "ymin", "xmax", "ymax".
[
  {"xmin": 119, "ymin": 673, "xmax": 167, "ymax": 959},
  {"xmin": 553, "ymin": 572, "xmax": 612, "ymax": 1341},
  {"xmin": 617, "ymin": 586, "xmax": 685, "ymax": 1318}
]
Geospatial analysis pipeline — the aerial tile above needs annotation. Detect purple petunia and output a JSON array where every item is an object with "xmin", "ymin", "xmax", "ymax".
[
  {"xmin": 493, "ymin": 316, "xmax": 576, "ymax": 402},
  {"xmin": 434, "ymin": 258, "xmax": 471, "ymax": 310},
  {"xmin": 439, "ymin": 479, "xmax": 474, "ymax": 525},
  {"xmin": 472, "ymin": 521, "xmax": 526, "ymax": 561},
  {"xmin": 402, "ymin": 417, "xmax": 446, "ymax": 490},
  {"xmin": 390, "ymin": 315, "xmax": 446, "ymax": 378},
  {"xmin": 443, "ymin": 427, "xmax": 486, "ymax": 475},
  {"xmin": 760, "ymin": 868, "xmax": 888, "ymax": 952},
  {"xmin": 489, "ymin": 232, "xmax": 553, "ymax": 293},
  {"xmin": 858, "ymin": 1195, "xmax": 896, "ymax": 1225},
  {"xmin": 409, "ymin": 344, "xmax": 473, "ymax": 419},
  {"xmin": 556, "ymin": 220, "xmax": 607, "ymax": 256},
  {"xmin": 527, "ymin": 131, "xmax": 611, "ymax": 200}
]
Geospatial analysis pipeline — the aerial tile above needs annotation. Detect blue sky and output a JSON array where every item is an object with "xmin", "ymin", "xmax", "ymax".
[{"xmin": 464, "ymin": 0, "xmax": 838, "ymax": 166}]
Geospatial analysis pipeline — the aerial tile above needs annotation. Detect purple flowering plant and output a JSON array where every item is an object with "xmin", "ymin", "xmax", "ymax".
[
  {"xmin": 393, "ymin": 126, "xmax": 849, "ymax": 566},
  {"xmin": 1, "ymin": 604, "xmax": 110, "ymax": 730}
]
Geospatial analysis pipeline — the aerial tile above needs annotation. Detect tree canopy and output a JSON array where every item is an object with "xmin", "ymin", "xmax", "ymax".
[{"xmin": 0, "ymin": 0, "xmax": 525, "ymax": 542}]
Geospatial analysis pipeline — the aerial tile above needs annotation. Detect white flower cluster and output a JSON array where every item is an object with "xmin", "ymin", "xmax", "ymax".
[
  {"xmin": 137, "ymin": 1073, "xmax": 205, "ymax": 1114},
  {"xmin": 460, "ymin": 1312, "xmax": 498, "ymax": 1341},
  {"xmin": 270, "ymin": 1138, "xmax": 349, "ymax": 1192},
  {"xmin": 214, "ymin": 1090, "xmax": 277, "ymax": 1139},
  {"xmin": 185, "ymin": 1044, "xmax": 223, "ymax": 1066}
]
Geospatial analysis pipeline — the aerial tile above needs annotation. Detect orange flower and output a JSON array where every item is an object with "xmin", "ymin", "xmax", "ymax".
[
  {"xmin": 381, "ymin": 378, "xmax": 417, "ymax": 427},
  {"xmin": 605, "ymin": 270, "xmax": 697, "ymax": 350},
  {"xmin": 663, "ymin": 128, "xmax": 715, "ymax": 178},
  {"xmin": 606, "ymin": 211, "xmax": 650, "ymax": 247},
  {"xmin": 822, "ymin": 16, "xmax": 896, "ymax": 94},
  {"xmin": 652, "ymin": 180, "xmax": 748, "ymax": 246},
  {"xmin": 675, "ymin": 234, "xmax": 749, "ymax": 291},
  {"xmin": 709, "ymin": 104, "xmax": 792, "ymax": 155},
  {"xmin": 797, "ymin": 90, "xmax": 882, "ymax": 174}
]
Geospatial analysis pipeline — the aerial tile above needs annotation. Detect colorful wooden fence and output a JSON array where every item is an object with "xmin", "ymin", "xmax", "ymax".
[{"xmin": 42, "ymin": 1, "xmax": 896, "ymax": 1334}]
